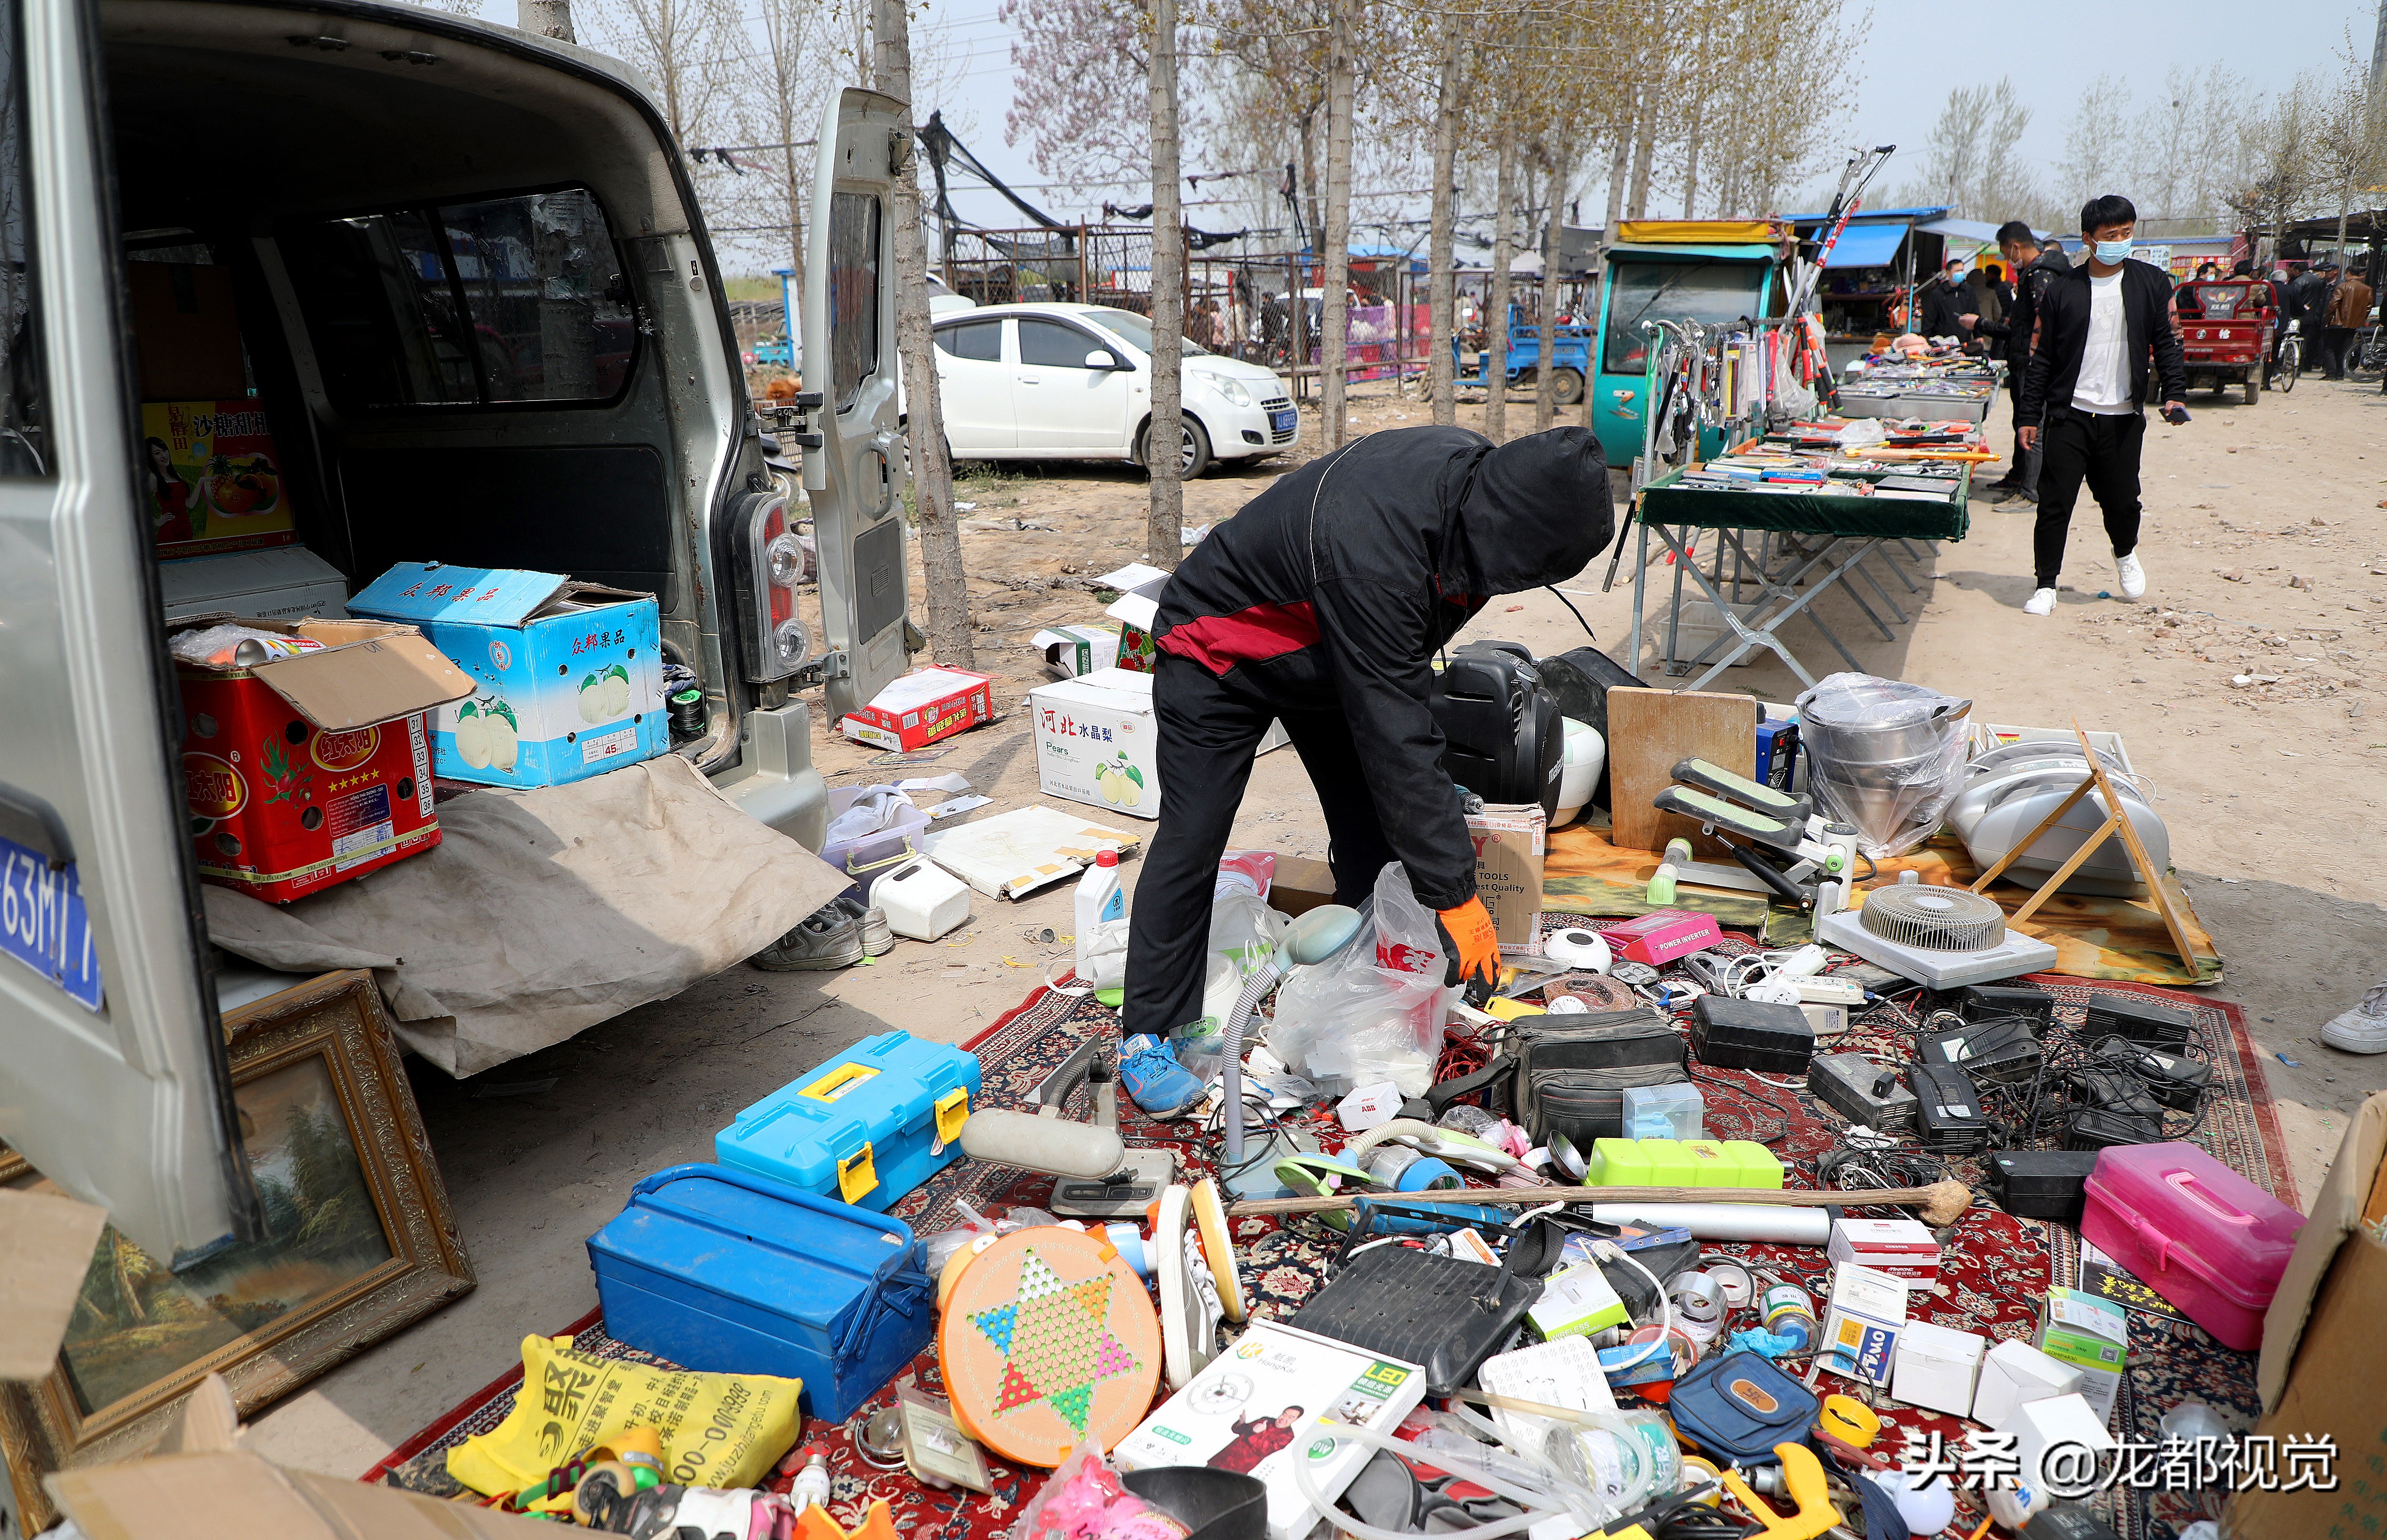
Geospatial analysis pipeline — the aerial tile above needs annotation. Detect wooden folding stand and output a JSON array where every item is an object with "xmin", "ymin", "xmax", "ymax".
[{"xmin": 1967, "ymin": 721, "xmax": 2198, "ymax": 974}]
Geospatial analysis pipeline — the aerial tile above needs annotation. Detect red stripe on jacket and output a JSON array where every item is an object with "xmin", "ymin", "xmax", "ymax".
[{"xmin": 1156, "ymin": 602, "xmax": 1321, "ymax": 674}]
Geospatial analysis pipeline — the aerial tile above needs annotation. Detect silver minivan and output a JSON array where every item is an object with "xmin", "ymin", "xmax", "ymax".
[{"xmin": 0, "ymin": 0, "xmax": 914, "ymax": 1260}]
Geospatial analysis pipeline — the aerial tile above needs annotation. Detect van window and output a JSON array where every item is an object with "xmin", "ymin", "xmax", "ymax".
[
  {"xmin": 827, "ymin": 192, "xmax": 881, "ymax": 412},
  {"xmin": 283, "ymin": 188, "xmax": 633, "ymax": 410},
  {"xmin": 934, "ymin": 320, "xmax": 1000, "ymax": 361},
  {"xmin": 0, "ymin": 0, "xmax": 43, "ymax": 476}
]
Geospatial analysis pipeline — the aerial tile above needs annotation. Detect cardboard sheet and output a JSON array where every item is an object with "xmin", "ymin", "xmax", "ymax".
[
  {"xmin": 203, "ymin": 756, "xmax": 848, "ymax": 1076},
  {"xmin": 0, "ymin": 1188, "xmax": 109, "ymax": 1380},
  {"xmin": 922, "ymin": 805, "xmax": 1143, "ymax": 898}
]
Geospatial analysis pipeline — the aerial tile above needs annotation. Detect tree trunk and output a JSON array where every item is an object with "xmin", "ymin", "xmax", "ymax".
[
  {"xmin": 1147, "ymin": 0, "xmax": 1184, "ymax": 566},
  {"xmin": 1534, "ymin": 145, "xmax": 1567, "ymax": 432},
  {"xmin": 873, "ymin": 0, "xmax": 973, "ymax": 666},
  {"xmin": 1319, "ymin": 0, "xmax": 1355, "ymax": 452},
  {"xmin": 520, "ymin": 0, "xmax": 574, "ymax": 43},
  {"xmin": 1604, "ymin": 94, "xmax": 1631, "ymax": 236},
  {"xmin": 1300, "ymin": 107, "xmax": 1321, "ymax": 248},
  {"xmin": 1427, "ymin": 24, "xmax": 1461, "ymax": 427},
  {"xmin": 1681, "ymin": 106, "xmax": 1703, "ymax": 219},
  {"xmin": 1627, "ymin": 90, "xmax": 1656, "ymax": 220},
  {"xmin": 1485, "ymin": 133, "xmax": 1516, "ymax": 442}
]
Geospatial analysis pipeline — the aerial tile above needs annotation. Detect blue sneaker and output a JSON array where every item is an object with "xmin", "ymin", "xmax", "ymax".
[{"xmin": 1118, "ymin": 1034, "xmax": 1205, "ymax": 1119}]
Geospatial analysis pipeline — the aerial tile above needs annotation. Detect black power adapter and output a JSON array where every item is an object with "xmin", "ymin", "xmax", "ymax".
[
  {"xmin": 2066, "ymin": 1107, "xmax": 2165, "ymax": 1150},
  {"xmin": 1908, "ymin": 1062, "xmax": 1989, "ymax": 1153},
  {"xmin": 1808, "ymin": 1053, "xmax": 1919, "ymax": 1131},
  {"xmin": 1690, "ymin": 996, "xmax": 1815, "ymax": 1073},
  {"xmin": 2068, "ymin": 1067, "xmax": 2165, "ymax": 1125},
  {"xmin": 2082, "ymin": 995, "xmax": 2198, "ymax": 1050},
  {"xmin": 2091, "ymin": 1035, "xmax": 2212, "ymax": 1112},
  {"xmin": 1957, "ymin": 982, "xmax": 2055, "ymax": 1033},
  {"xmin": 1919, "ymin": 1018, "xmax": 2045, "ymax": 1086},
  {"xmin": 1988, "ymin": 1150, "xmax": 2099, "ymax": 1224}
]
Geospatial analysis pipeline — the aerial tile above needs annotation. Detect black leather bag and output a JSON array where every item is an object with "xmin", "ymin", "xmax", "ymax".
[{"xmin": 1512, "ymin": 1009, "xmax": 1688, "ymax": 1145}]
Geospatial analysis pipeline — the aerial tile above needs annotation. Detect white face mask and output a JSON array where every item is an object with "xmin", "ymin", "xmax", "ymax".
[{"xmin": 2093, "ymin": 239, "xmax": 2132, "ymax": 265}]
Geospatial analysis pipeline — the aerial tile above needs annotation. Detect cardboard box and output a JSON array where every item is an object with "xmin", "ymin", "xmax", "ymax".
[
  {"xmin": 1033, "ymin": 620, "xmax": 1123, "ymax": 677},
  {"xmin": 141, "ymin": 401, "xmax": 298, "ymax": 558},
  {"xmin": 127, "ymin": 261, "xmax": 246, "ymax": 399},
  {"xmin": 2035, "ymin": 1287, "xmax": 2128, "ymax": 1424},
  {"xmin": 1113, "ymin": 1320, "xmax": 1426, "ymax": 1540},
  {"xmin": 1466, "ymin": 803, "xmax": 1546, "ymax": 956},
  {"xmin": 1030, "ymin": 667, "xmax": 1163, "ymax": 819},
  {"xmin": 838, "ymin": 666, "xmax": 996, "ymax": 753},
  {"xmin": 2011, "ymin": 1393, "xmax": 2118, "ymax": 1492},
  {"xmin": 1528, "ymin": 1261, "xmax": 1629, "ymax": 1341},
  {"xmin": 1829, "ymin": 1215, "xmax": 1942, "ymax": 1281},
  {"xmin": 1095, "ymin": 561, "xmax": 1169, "ymax": 673},
  {"xmin": 1971, "ymin": 1337, "xmax": 2083, "ymax": 1428},
  {"xmin": 2228, "ymin": 1091, "xmax": 2387, "ymax": 1537},
  {"xmin": 1267, "ymin": 855, "xmax": 1338, "ymax": 917},
  {"xmin": 174, "ymin": 617, "xmax": 469, "ymax": 902},
  {"xmin": 1891, "ymin": 1319, "xmax": 1986, "ymax": 1416},
  {"xmin": 159, "ymin": 545, "xmax": 348, "ymax": 623},
  {"xmin": 1816, "ymin": 1262, "xmax": 1907, "ymax": 1387},
  {"xmin": 347, "ymin": 563, "xmax": 669, "ymax": 787}
]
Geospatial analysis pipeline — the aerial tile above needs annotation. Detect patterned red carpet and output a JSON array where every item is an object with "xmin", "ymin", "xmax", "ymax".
[{"xmin": 372, "ymin": 970, "xmax": 2286, "ymax": 1540}]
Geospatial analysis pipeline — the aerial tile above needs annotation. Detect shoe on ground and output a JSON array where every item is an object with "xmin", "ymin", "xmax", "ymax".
[
  {"xmin": 2321, "ymin": 983, "xmax": 2387, "ymax": 1054},
  {"xmin": 751, "ymin": 901, "xmax": 865, "ymax": 971},
  {"xmin": 836, "ymin": 894, "xmax": 894, "ymax": 956},
  {"xmin": 2115, "ymin": 551, "xmax": 2147, "ymax": 599},
  {"xmin": 1991, "ymin": 486, "xmax": 2037, "ymax": 506},
  {"xmin": 1119, "ymin": 1034, "xmax": 1205, "ymax": 1119},
  {"xmin": 2024, "ymin": 588, "xmax": 2058, "ymax": 617}
]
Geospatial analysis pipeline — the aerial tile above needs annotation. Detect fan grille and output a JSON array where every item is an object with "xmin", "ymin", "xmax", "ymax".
[{"xmin": 1859, "ymin": 886, "xmax": 2008, "ymax": 951}]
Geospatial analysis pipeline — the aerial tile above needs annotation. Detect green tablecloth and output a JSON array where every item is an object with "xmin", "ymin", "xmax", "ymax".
[{"xmin": 1636, "ymin": 466, "xmax": 1970, "ymax": 541}]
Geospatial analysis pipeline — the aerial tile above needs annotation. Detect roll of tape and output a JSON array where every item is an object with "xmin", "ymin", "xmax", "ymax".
[
  {"xmin": 1665, "ymin": 1269, "xmax": 1726, "ymax": 1343},
  {"xmin": 1705, "ymin": 1261, "xmax": 1753, "ymax": 1307}
]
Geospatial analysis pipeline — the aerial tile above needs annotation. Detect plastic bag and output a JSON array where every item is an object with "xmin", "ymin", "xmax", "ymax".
[
  {"xmin": 922, "ymin": 1200, "xmax": 1057, "ymax": 1274},
  {"xmin": 1008, "ymin": 1439, "xmax": 1190, "ymax": 1540},
  {"xmin": 1266, "ymin": 863, "xmax": 1451, "ymax": 1097},
  {"xmin": 1794, "ymin": 672, "xmax": 1973, "ymax": 858},
  {"xmin": 826, "ymin": 784, "xmax": 921, "ymax": 845},
  {"xmin": 447, "ymin": 1334, "xmax": 803, "ymax": 1499},
  {"xmin": 166, "ymin": 623, "xmax": 323, "ymax": 666}
]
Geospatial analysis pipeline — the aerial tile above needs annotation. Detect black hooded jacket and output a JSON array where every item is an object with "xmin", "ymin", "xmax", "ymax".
[{"xmin": 1152, "ymin": 426, "xmax": 1612, "ymax": 908}]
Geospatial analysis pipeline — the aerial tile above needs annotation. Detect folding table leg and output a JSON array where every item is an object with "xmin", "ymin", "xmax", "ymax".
[{"xmin": 1853, "ymin": 553, "xmax": 1910, "ymax": 626}]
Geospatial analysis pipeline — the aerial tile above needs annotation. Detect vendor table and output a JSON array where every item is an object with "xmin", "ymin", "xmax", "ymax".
[{"xmin": 1628, "ymin": 467, "xmax": 1969, "ymax": 690}]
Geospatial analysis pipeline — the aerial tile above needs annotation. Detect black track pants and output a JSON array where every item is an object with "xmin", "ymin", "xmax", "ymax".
[
  {"xmin": 2032, "ymin": 410, "xmax": 2143, "ymax": 589},
  {"xmin": 1122, "ymin": 652, "xmax": 1397, "ymax": 1039}
]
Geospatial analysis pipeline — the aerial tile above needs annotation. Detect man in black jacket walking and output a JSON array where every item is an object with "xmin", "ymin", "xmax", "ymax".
[
  {"xmin": 1970, "ymin": 221, "xmax": 2073, "ymax": 503},
  {"xmin": 1113, "ymin": 426, "xmax": 1611, "ymax": 1115},
  {"xmin": 2017, "ymin": 195, "xmax": 2189, "ymax": 617}
]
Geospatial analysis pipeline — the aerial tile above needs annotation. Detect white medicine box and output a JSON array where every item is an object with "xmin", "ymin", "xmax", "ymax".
[
  {"xmin": 1972, "ymin": 1337, "xmax": 2084, "ymax": 1429},
  {"xmin": 1890, "ymin": 1320, "xmax": 1986, "ymax": 1417}
]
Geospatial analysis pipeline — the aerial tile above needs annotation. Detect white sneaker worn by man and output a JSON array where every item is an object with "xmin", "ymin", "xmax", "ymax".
[
  {"xmin": 2025, "ymin": 588, "xmax": 2058, "ymax": 617},
  {"xmin": 2115, "ymin": 551, "xmax": 2147, "ymax": 599},
  {"xmin": 2321, "ymin": 982, "xmax": 2387, "ymax": 1054}
]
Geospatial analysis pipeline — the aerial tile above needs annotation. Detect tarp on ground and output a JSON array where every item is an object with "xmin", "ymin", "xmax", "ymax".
[{"xmin": 203, "ymin": 755, "xmax": 846, "ymax": 1076}]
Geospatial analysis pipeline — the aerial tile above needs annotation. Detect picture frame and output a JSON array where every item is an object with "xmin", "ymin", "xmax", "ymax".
[{"xmin": 0, "ymin": 970, "xmax": 473, "ymax": 1532}]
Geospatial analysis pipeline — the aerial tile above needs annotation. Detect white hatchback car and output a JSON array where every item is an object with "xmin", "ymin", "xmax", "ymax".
[{"xmin": 933, "ymin": 303, "xmax": 1296, "ymax": 476}]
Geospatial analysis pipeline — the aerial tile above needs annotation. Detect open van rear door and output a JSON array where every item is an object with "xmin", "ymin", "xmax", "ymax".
[
  {"xmin": 0, "ymin": 0, "xmax": 254, "ymax": 1257},
  {"xmin": 804, "ymin": 88, "xmax": 910, "ymax": 724}
]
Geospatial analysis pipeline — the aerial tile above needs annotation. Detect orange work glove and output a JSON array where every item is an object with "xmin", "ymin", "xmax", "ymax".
[{"xmin": 1435, "ymin": 897, "xmax": 1501, "ymax": 998}]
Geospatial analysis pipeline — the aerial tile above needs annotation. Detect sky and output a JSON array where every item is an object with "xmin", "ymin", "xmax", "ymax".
[{"xmin": 910, "ymin": 0, "xmax": 2382, "ymax": 230}]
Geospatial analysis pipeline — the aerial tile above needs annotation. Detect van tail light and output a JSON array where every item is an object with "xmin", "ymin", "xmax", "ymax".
[{"xmin": 733, "ymin": 489, "xmax": 812, "ymax": 681}]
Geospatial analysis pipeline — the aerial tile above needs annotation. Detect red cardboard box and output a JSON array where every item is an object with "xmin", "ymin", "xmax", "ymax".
[
  {"xmin": 175, "ymin": 618, "xmax": 473, "ymax": 903},
  {"xmin": 840, "ymin": 667, "xmax": 995, "ymax": 752}
]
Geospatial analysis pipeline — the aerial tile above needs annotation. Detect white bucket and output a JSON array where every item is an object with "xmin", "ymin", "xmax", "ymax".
[{"xmin": 876, "ymin": 857, "xmax": 972, "ymax": 941}]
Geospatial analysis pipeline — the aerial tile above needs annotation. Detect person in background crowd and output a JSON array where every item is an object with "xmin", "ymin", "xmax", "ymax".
[
  {"xmin": 1968, "ymin": 221, "xmax": 2072, "ymax": 505},
  {"xmin": 2176, "ymin": 261, "xmax": 2220, "ymax": 317},
  {"xmin": 2290, "ymin": 260, "xmax": 2334, "ymax": 373},
  {"xmin": 1919, "ymin": 257, "xmax": 1978, "ymax": 340},
  {"xmin": 2015, "ymin": 194, "xmax": 2188, "ymax": 617},
  {"xmin": 1965, "ymin": 261, "xmax": 2006, "ymax": 330},
  {"xmin": 2326, "ymin": 259, "xmax": 2372, "ymax": 380}
]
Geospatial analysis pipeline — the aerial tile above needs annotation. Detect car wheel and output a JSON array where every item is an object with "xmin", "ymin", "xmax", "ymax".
[
  {"xmin": 1552, "ymin": 368, "xmax": 1586, "ymax": 406},
  {"xmin": 1138, "ymin": 417, "xmax": 1212, "ymax": 479}
]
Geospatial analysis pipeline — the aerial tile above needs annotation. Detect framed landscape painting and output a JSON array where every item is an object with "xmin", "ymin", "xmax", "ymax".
[{"xmin": 0, "ymin": 971, "xmax": 472, "ymax": 1531}]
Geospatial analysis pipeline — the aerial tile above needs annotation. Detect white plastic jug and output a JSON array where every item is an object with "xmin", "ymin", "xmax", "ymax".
[
  {"xmin": 877, "ymin": 857, "xmax": 972, "ymax": 941},
  {"xmin": 1074, "ymin": 850, "xmax": 1129, "ymax": 987}
]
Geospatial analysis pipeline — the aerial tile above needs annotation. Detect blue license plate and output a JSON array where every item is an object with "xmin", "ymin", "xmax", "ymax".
[
  {"xmin": 0, "ymin": 834, "xmax": 103, "ymax": 1012},
  {"xmin": 1270, "ymin": 410, "xmax": 1297, "ymax": 433}
]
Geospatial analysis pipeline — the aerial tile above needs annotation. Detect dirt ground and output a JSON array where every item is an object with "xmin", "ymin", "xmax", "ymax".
[{"xmin": 228, "ymin": 371, "xmax": 2387, "ymax": 1489}]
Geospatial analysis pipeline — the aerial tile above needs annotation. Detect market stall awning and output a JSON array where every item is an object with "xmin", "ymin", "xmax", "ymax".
[{"xmin": 1816, "ymin": 221, "xmax": 1907, "ymax": 269}]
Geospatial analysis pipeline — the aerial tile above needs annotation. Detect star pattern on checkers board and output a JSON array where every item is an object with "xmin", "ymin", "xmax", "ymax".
[{"xmin": 967, "ymin": 1246, "xmax": 1142, "ymax": 1435}]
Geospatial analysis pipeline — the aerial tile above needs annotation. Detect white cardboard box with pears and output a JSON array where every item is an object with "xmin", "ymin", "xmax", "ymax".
[{"xmin": 1029, "ymin": 667, "xmax": 1289, "ymax": 821}]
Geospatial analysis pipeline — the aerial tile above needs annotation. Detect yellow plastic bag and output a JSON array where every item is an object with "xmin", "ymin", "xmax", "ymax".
[{"xmin": 446, "ymin": 1334, "xmax": 802, "ymax": 1500}]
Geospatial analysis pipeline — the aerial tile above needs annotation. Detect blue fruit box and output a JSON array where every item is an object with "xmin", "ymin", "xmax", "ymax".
[
  {"xmin": 348, "ymin": 561, "xmax": 667, "ymax": 787},
  {"xmin": 587, "ymin": 1163, "xmax": 934, "ymax": 1424},
  {"xmin": 716, "ymin": 1029, "xmax": 980, "ymax": 1213}
]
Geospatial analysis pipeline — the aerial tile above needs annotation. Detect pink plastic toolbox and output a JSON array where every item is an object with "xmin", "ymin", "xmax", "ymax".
[{"xmin": 2080, "ymin": 1142, "xmax": 2304, "ymax": 1351}]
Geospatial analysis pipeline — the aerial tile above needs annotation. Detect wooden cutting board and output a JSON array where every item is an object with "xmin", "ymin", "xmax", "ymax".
[{"xmin": 1606, "ymin": 687, "xmax": 1760, "ymax": 856}]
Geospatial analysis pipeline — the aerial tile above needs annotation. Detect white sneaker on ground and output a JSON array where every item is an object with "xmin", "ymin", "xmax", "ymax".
[
  {"xmin": 2024, "ymin": 588, "xmax": 2058, "ymax": 616},
  {"xmin": 2115, "ymin": 551, "xmax": 2147, "ymax": 599},
  {"xmin": 2321, "ymin": 982, "xmax": 2387, "ymax": 1054}
]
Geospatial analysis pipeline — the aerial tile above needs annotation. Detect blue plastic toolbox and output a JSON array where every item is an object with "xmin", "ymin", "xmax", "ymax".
[
  {"xmin": 586, "ymin": 1163, "xmax": 934, "ymax": 1423},
  {"xmin": 715, "ymin": 1029, "xmax": 980, "ymax": 1212}
]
